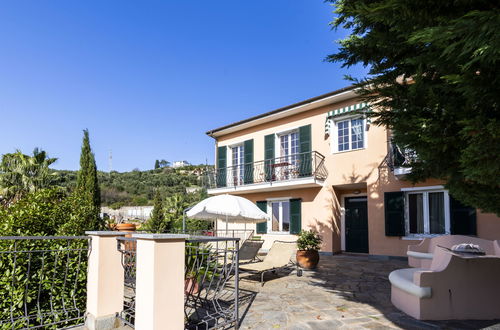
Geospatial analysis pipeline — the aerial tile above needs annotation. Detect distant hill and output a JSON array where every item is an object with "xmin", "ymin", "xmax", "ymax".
[{"xmin": 53, "ymin": 165, "xmax": 212, "ymax": 209}]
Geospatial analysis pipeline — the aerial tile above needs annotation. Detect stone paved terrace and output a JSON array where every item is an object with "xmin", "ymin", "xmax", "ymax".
[{"xmin": 237, "ymin": 254, "xmax": 500, "ymax": 330}]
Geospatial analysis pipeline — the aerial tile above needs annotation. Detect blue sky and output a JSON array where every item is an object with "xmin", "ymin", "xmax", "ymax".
[{"xmin": 0, "ymin": 1, "xmax": 367, "ymax": 172}]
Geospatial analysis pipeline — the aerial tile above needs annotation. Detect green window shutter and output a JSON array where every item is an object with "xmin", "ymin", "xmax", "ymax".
[
  {"xmin": 450, "ymin": 196, "xmax": 477, "ymax": 235},
  {"xmin": 217, "ymin": 146, "xmax": 227, "ymax": 187},
  {"xmin": 289, "ymin": 198, "xmax": 302, "ymax": 234},
  {"xmin": 264, "ymin": 134, "xmax": 275, "ymax": 181},
  {"xmin": 384, "ymin": 191, "xmax": 405, "ymax": 236},
  {"xmin": 256, "ymin": 201, "xmax": 267, "ymax": 234},
  {"xmin": 298, "ymin": 125, "xmax": 312, "ymax": 176},
  {"xmin": 243, "ymin": 139, "xmax": 254, "ymax": 184}
]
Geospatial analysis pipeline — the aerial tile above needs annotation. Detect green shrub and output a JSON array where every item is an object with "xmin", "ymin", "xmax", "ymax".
[{"xmin": 296, "ymin": 230, "xmax": 322, "ymax": 251}]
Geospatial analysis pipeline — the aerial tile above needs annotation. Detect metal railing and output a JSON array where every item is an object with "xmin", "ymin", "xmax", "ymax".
[
  {"xmin": 185, "ymin": 236, "xmax": 239, "ymax": 329},
  {"xmin": 205, "ymin": 151, "xmax": 328, "ymax": 189},
  {"xmin": 0, "ymin": 236, "xmax": 91, "ymax": 329},
  {"xmin": 116, "ymin": 237, "xmax": 137, "ymax": 327},
  {"xmin": 136, "ymin": 230, "xmax": 254, "ymax": 244},
  {"xmin": 386, "ymin": 141, "xmax": 418, "ymax": 171},
  {"xmin": 116, "ymin": 235, "xmax": 240, "ymax": 329},
  {"xmin": 199, "ymin": 230, "xmax": 253, "ymax": 243}
]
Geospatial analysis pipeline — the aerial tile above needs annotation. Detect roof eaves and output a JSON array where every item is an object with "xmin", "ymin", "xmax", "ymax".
[{"xmin": 205, "ymin": 85, "xmax": 356, "ymax": 137}]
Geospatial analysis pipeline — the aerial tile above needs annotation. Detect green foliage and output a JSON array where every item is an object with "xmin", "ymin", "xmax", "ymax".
[
  {"xmin": 159, "ymin": 159, "xmax": 170, "ymax": 168},
  {"xmin": 185, "ymin": 242, "xmax": 220, "ymax": 282},
  {"xmin": 297, "ymin": 230, "xmax": 322, "ymax": 251},
  {"xmin": 58, "ymin": 166, "xmax": 206, "ymax": 207},
  {"xmin": 1, "ymin": 188, "xmax": 66, "ymax": 236},
  {"xmin": 327, "ymin": 0, "xmax": 500, "ymax": 214},
  {"xmin": 0, "ymin": 188, "xmax": 93, "ymax": 327},
  {"xmin": 0, "ymin": 148, "xmax": 57, "ymax": 206},
  {"xmin": 154, "ymin": 159, "xmax": 160, "ymax": 169},
  {"xmin": 0, "ymin": 238, "xmax": 88, "ymax": 328},
  {"xmin": 144, "ymin": 190, "xmax": 168, "ymax": 233},
  {"xmin": 56, "ymin": 190, "xmax": 102, "ymax": 236},
  {"xmin": 74, "ymin": 129, "xmax": 104, "ymax": 230},
  {"xmin": 76, "ymin": 129, "xmax": 100, "ymax": 208},
  {"xmin": 143, "ymin": 189, "xmax": 212, "ymax": 233}
]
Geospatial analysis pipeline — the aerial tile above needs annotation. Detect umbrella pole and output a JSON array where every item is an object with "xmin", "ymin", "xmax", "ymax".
[{"xmin": 226, "ymin": 214, "xmax": 228, "ymax": 235}]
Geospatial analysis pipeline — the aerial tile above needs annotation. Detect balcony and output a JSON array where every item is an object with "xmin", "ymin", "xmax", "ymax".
[
  {"xmin": 387, "ymin": 142, "xmax": 417, "ymax": 178},
  {"xmin": 206, "ymin": 151, "xmax": 328, "ymax": 194}
]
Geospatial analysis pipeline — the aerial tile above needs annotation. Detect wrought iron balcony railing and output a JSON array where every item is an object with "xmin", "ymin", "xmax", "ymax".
[
  {"xmin": 205, "ymin": 151, "xmax": 328, "ymax": 189},
  {"xmin": 387, "ymin": 141, "xmax": 418, "ymax": 172}
]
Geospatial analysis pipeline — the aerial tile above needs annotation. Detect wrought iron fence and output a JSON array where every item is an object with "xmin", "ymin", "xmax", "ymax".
[
  {"xmin": 116, "ymin": 237, "xmax": 137, "ymax": 327},
  {"xmin": 115, "ymin": 235, "xmax": 240, "ymax": 329},
  {"xmin": 0, "ymin": 236, "xmax": 91, "ymax": 329},
  {"xmin": 205, "ymin": 151, "xmax": 328, "ymax": 189},
  {"xmin": 185, "ymin": 237, "xmax": 239, "ymax": 329}
]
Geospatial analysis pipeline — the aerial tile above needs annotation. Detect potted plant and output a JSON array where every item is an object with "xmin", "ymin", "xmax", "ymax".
[
  {"xmin": 184, "ymin": 243, "xmax": 220, "ymax": 295},
  {"xmin": 296, "ymin": 230, "xmax": 322, "ymax": 269}
]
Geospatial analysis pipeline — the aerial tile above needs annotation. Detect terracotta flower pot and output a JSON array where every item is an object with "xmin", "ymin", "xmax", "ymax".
[
  {"xmin": 115, "ymin": 223, "xmax": 137, "ymax": 233},
  {"xmin": 115, "ymin": 223, "xmax": 137, "ymax": 251},
  {"xmin": 296, "ymin": 250, "xmax": 320, "ymax": 269},
  {"xmin": 184, "ymin": 277, "xmax": 200, "ymax": 295}
]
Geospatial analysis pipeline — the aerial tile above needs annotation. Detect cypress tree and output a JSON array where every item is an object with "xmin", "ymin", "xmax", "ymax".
[
  {"xmin": 145, "ymin": 190, "xmax": 166, "ymax": 233},
  {"xmin": 74, "ymin": 129, "xmax": 103, "ymax": 230},
  {"xmin": 77, "ymin": 129, "xmax": 101, "ymax": 207},
  {"xmin": 154, "ymin": 159, "xmax": 160, "ymax": 169}
]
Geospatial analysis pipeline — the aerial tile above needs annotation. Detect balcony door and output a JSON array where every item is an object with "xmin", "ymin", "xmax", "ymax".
[
  {"xmin": 231, "ymin": 145, "xmax": 244, "ymax": 186},
  {"xmin": 277, "ymin": 131, "xmax": 299, "ymax": 180}
]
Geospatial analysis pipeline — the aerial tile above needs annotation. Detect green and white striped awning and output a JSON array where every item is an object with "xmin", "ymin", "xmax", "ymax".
[{"xmin": 325, "ymin": 102, "xmax": 369, "ymax": 134}]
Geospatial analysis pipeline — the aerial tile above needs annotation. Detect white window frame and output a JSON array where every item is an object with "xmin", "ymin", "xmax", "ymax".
[
  {"xmin": 273, "ymin": 128, "xmax": 300, "ymax": 181},
  {"xmin": 227, "ymin": 143, "xmax": 244, "ymax": 186},
  {"xmin": 330, "ymin": 115, "xmax": 367, "ymax": 154},
  {"xmin": 274, "ymin": 128, "xmax": 300, "ymax": 157},
  {"xmin": 266, "ymin": 198, "xmax": 291, "ymax": 234},
  {"xmin": 404, "ymin": 188, "xmax": 450, "ymax": 238}
]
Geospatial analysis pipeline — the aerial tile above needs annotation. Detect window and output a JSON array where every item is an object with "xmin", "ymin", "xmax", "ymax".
[
  {"xmin": 230, "ymin": 144, "xmax": 244, "ymax": 186},
  {"xmin": 276, "ymin": 131, "xmax": 299, "ymax": 180},
  {"xmin": 333, "ymin": 118, "xmax": 365, "ymax": 152},
  {"xmin": 406, "ymin": 190, "xmax": 449, "ymax": 236},
  {"xmin": 279, "ymin": 131, "xmax": 299, "ymax": 158},
  {"xmin": 269, "ymin": 200, "xmax": 290, "ymax": 233}
]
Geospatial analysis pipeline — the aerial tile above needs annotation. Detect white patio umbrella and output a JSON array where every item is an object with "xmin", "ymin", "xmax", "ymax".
[{"xmin": 186, "ymin": 194, "xmax": 269, "ymax": 234}]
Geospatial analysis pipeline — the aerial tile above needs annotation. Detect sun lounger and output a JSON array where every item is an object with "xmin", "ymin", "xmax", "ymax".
[
  {"xmin": 239, "ymin": 241, "xmax": 298, "ymax": 286},
  {"xmin": 238, "ymin": 239, "xmax": 264, "ymax": 264}
]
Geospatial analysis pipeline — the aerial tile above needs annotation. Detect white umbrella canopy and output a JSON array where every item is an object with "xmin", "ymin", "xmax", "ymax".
[{"xmin": 186, "ymin": 194, "xmax": 269, "ymax": 224}]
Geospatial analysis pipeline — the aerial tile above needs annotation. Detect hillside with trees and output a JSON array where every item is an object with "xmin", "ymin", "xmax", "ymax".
[{"xmin": 53, "ymin": 164, "xmax": 210, "ymax": 209}]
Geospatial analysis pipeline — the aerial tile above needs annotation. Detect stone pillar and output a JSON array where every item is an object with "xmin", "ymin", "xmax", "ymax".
[
  {"xmin": 85, "ymin": 231, "xmax": 127, "ymax": 330},
  {"xmin": 133, "ymin": 234, "xmax": 188, "ymax": 330}
]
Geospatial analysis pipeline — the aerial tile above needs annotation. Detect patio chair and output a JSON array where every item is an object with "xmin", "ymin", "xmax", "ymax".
[
  {"xmin": 390, "ymin": 246, "xmax": 500, "ymax": 320},
  {"xmin": 239, "ymin": 240, "xmax": 299, "ymax": 286},
  {"xmin": 238, "ymin": 239, "xmax": 264, "ymax": 264}
]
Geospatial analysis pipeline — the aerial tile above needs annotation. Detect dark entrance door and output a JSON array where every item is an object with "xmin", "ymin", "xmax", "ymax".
[{"xmin": 345, "ymin": 196, "xmax": 369, "ymax": 253}]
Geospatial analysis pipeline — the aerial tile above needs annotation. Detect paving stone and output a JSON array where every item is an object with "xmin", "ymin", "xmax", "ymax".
[
  {"xmin": 304, "ymin": 319, "xmax": 343, "ymax": 329},
  {"xmin": 237, "ymin": 255, "xmax": 500, "ymax": 330}
]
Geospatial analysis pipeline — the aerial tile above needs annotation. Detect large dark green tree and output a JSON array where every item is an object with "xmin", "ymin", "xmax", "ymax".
[{"xmin": 327, "ymin": 0, "xmax": 500, "ymax": 214}]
